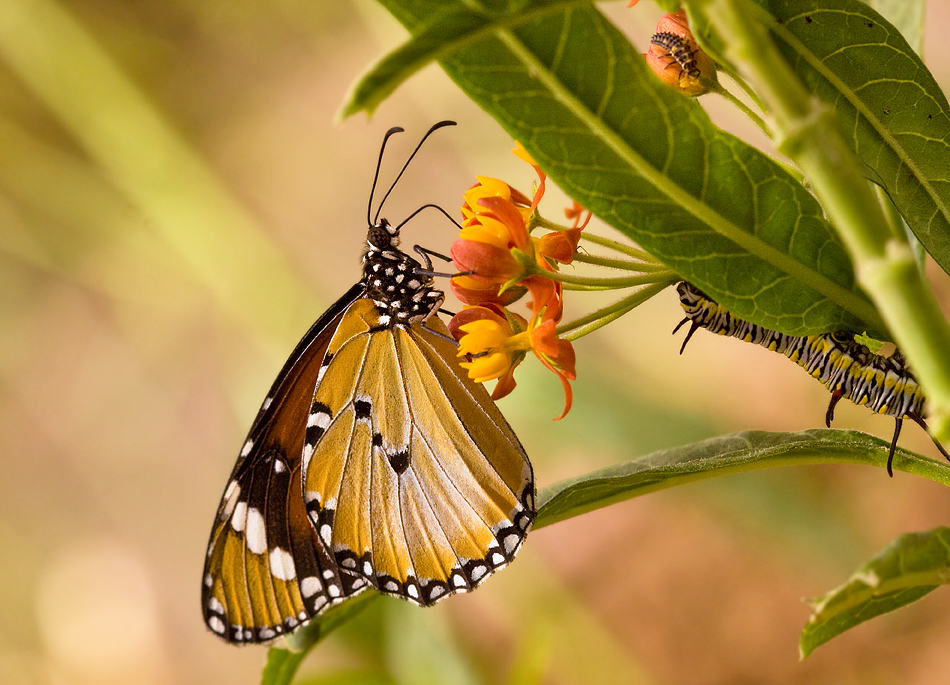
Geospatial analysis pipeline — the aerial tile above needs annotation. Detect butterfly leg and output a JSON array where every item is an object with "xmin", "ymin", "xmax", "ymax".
[
  {"xmin": 412, "ymin": 245, "xmax": 458, "ymax": 279},
  {"xmin": 414, "ymin": 244, "xmax": 453, "ymax": 265}
]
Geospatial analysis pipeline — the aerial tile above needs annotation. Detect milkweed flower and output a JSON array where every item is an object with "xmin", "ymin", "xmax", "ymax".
[
  {"xmin": 449, "ymin": 144, "xmax": 582, "ymax": 417},
  {"xmin": 644, "ymin": 10, "xmax": 717, "ymax": 96},
  {"xmin": 452, "ymin": 303, "xmax": 576, "ymax": 419}
]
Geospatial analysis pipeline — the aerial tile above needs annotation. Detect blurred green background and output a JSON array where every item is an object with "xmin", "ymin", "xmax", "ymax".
[{"xmin": 4, "ymin": 1, "xmax": 950, "ymax": 683}]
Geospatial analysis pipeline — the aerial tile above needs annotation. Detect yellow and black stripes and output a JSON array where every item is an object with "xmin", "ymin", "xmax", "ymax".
[{"xmin": 674, "ymin": 281, "xmax": 949, "ymax": 475}]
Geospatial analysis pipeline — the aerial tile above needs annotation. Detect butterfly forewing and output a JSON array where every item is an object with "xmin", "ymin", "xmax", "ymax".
[
  {"xmin": 303, "ymin": 305, "xmax": 535, "ymax": 606},
  {"xmin": 203, "ymin": 285, "xmax": 369, "ymax": 644}
]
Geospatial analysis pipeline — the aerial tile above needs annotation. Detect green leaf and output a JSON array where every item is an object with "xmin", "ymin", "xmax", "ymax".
[
  {"xmin": 800, "ymin": 527, "xmax": 950, "ymax": 658},
  {"xmin": 340, "ymin": 7, "xmax": 485, "ymax": 120},
  {"xmin": 383, "ymin": 601, "xmax": 481, "ymax": 685},
  {"xmin": 758, "ymin": 0, "xmax": 950, "ymax": 276},
  {"xmin": 370, "ymin": 0, "xmax": 879, "ymax": 336},
  {"xmin": 339, "ymin": 2, "xmax": 589, "ymax": 120},
  {"xmin": 535, "ymin": 429, "xmax": 950, "ymax": 529},
  {"xmin": 262, "ymin": 647, "xmax": 308, "ymax": 685},
  {"xmin": 262, "ymin": 592, "xmax": 380, "ymax": 685}
]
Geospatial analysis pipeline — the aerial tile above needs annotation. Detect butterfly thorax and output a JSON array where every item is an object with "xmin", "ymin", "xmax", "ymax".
[{"xmin": 362, "ymin": 219, "xmax": 444, "ymax": 327}]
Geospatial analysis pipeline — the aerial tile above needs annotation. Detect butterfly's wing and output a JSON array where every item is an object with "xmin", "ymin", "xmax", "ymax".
[
  {"xmin": 202, "ymin": 284, "xmax": 369, "ymax": 644},
  {"xmin": 302, "ymin": 299, "xmax": 535, "ymax": 606}
]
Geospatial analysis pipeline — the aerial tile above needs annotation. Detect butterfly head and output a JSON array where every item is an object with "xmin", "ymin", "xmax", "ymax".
[{"xmin": 362, "ymin": 219, "xmax": 444, "ymax": 327}]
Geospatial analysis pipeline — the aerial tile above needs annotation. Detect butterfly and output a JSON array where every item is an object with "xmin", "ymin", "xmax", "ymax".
[{"xmin": 202, "ymin": 121, "xmax": 536, "ymax": 644}]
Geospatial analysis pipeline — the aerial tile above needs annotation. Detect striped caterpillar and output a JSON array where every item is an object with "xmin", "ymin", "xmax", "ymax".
[{"xmin": 674, "ymin": 281, "xmax": 950, "ymax": 475}]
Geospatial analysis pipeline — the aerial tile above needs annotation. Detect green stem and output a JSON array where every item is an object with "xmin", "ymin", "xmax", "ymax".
[
  {"xmin": 578, "ymin": 232, "xmax": 663, "ymax": 263},
  {"xmin": 714, "ymin": 84, "xmax": 772, "ymax": 137},
  {"xmin": 538, "ymin": 268, "xmax": 674, "ymax": 290},
  {"xmin": 531, "ymin": 212, "xmax": 572, "ymax": 232},
  {"xmin": 570, "ymin": 251, "xmax": 669, "ymax": 272},
  {"xmin": 558, "ymin": 277, "xmax": 676, "ymax": 340},
  {"xmin": 692, "ymin": 0, "xmax": 950, "ymax": 446}
]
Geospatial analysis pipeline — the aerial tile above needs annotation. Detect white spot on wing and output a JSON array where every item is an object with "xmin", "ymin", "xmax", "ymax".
[
  {"xmin": 230, "ymin": 501, "xmax": 247, "ymax": 532},
  {"xmin": 240, "ymin": 440, "xmax": 253, "ymax": 458},
  {"xmin": 300, "ymin": 576, "xmax": 322, "ymax": 598},
  {"xmin": 246, "ymin": 507, "xmax": 267, "ymax": 554},
  {"xmin": 208, "ymin": 616, "xmax": 226, "ymax": 634},
  {"xmin": 224, "ymin": 480, "xmax": 239, "ymax": 500},
  {"xmin": 269, "ymin": 547, "xmax": 297, "ymax": 580},
  {"xmin": 308, "ymin": 411, "xmax": 331, "ymax": 429}
]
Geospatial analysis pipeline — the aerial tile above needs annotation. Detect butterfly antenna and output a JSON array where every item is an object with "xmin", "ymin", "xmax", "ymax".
[
  {"xmin": 368, "ymin": 126, "xmax": 405, "ymax": 228},
  {"xmin": 372, "ymin": 120, "xmax": 457, "ymax": 225},
  {"xmin": 396, "ymin": 203, "xmax": 464, "ymax": 233}
]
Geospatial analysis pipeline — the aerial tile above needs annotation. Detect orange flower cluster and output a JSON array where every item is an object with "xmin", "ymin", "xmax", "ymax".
[{"xmin": 449, "ymin": 145, "xmax": 584, "ymax": 419}]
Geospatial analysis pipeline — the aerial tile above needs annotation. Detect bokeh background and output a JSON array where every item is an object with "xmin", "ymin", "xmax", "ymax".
[{"xmin": 3, "ymin": 1, "xmax": 950, "ymax": 683}]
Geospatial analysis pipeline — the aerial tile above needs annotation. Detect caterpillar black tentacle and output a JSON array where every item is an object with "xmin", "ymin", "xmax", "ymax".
[{"xmin": 673, "ymin": 281, "xmax": 950, "ymax": 476}]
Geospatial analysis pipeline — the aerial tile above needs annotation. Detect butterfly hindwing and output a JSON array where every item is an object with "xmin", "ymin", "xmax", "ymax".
[
  {"xmin": 303, "ymin": 301, "xmax": 534, "ymax": 606},
  {"xmin": 202, "ymin": 285, "xmax": 369, "ymax": 644}
]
